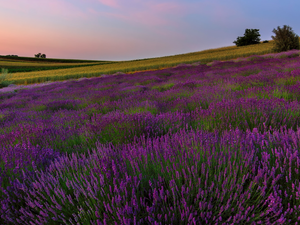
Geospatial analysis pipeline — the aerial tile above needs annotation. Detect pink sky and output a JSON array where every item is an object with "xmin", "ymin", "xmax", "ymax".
[{"xmin": 1, "ymin": 0, "xmax": 299, "ymax": 61}]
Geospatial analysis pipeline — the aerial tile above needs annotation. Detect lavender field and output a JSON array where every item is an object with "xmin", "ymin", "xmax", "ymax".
[{"xmin": 2, "ymin": 50, "xmax": 300, "ymax": 224}]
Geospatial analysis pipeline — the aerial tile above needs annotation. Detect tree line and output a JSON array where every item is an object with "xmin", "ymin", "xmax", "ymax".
[
  {"xmin": 34, "ymin": 53, "xmax": 46, "ymax": 58},
  {"xmin": 233, "ymin": 25, "xmax": 300, "ymax": 52}
]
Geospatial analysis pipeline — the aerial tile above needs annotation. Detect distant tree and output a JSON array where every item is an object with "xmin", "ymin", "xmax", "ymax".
[
  {"xmin": 40, "ymin": 54, "xmax": 46, "ymax": 58},
  {"xmin": 271, "ymin": 25, "xmax": 300, "ymax": 52},
  {"xmin": 233, "ymin": 29, "xmax": 261, "ymax": 47},
  {"xmin": 35, "ymin": 53, "xmax": 42, "ymax": 58}
]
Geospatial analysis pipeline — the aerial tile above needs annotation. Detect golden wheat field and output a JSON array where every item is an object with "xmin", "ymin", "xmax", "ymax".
[{"xmin": 0, "ymin": 40, "xmax": 290, "ymax": 85}]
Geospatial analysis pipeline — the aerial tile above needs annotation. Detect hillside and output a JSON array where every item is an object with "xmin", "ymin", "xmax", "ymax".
[
  {"xmin": 1, "ymin": 49, "xmax": 300, "ymax": 223},
  {"xmin": 1, "ymin": 39, "xmax": 292, "ymax": 85}
]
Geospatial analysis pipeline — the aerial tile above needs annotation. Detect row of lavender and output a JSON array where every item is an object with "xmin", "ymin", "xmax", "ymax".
[{"xmin": 0, "ymin": 50, "xmax": 300, "ymax": 224}]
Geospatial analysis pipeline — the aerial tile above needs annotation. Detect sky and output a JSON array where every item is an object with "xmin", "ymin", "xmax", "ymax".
[{"xmin": 1, "ymin": 0, "xmax": 300, "ymax": 61}]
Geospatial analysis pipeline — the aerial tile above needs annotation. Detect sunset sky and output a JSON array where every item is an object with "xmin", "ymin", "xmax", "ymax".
[{"xmin": 1, "ymin": 0, "xmax": 299, "ymax": 61}]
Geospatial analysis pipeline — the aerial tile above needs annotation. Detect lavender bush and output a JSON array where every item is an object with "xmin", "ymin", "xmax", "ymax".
[{"xmin": 1, "ymin": 50, "xmax": 300, "ymax": 224}]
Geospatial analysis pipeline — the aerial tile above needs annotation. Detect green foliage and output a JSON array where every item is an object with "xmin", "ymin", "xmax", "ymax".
[
  {"xmin": 124, "ymin": 106, "xmax": 158, "ymax": 115},
  {"xmin": 272, "ymin": 88, "xmax": 294, "ymax": 101},
  {"xmin": 151, "ymin": 83, "xmax": 175, "ymax": 92},
  {"xmin": 263, "ymin": 40, "xmax": 269, "ymax": 43},
  {"xmin": 0, "ymin": 68, "xmax": 15, "ymax": 88},
  {"xmin": 34, "ymin": 53, "xmax": 46, "ymax": 59},
  {"xmin": 233, "ymin": 29, "xmax": 261, "ymax": 47},
  {"xmin": 32, "ymin": 105, "xmax": 47, "ymax": 112},
  {"xmin": 230, "ymin": 83, "xmax": 248, "ymax": 91},
  {"xmin": 277, "ymin": 76, "xmax": 299, "ymax": 86},
  {"xmin": 47, "ymin": 102, "xmax": 78, "ymax": 112},
  {"xmin": 240, "ymin": 69, "xmax": 261, "ymax": 76},
  {"xmin": 271, "ymin": 25, "xmax": 300, "ymax": 52},
  {"xmin": 34, "ymin": 53, "xmax": 42, "ymax": 58},
  {"xmin": 0, "ymin": 63, "xmax": 102, "ymax": 73}
]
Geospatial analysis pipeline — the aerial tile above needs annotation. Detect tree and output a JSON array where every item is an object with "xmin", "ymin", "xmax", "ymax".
[
  {"xmin": 233, "ymin": 29, "xmax": 261, "ymax": 47},
  {"xmin": 40, "ymin": 54, "xmax": 46, "ymax": 58},
  {"xmin": 35, "ymin": 53, "xmax": 42, "ymax": 58},
  {"xmin": 271, "ymin": 25, "xmax": 300, "ymax": 52}
]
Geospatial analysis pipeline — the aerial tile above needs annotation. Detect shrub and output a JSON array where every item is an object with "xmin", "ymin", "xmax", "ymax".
[
  {"xmin": 35, "ymin": 53, "xmax": 42, "ymax": 58},
  {"xmin": 263, "ymin": 40, "xmax": 269, "ymax": 43},
  {"xmin": 34, "ymin": 53, "xmax": 46, "ymax": 58},
  {"xmin": 233, "ymin": 29, "xmax": 261, "ymax": 47},
  {"xmin": 271, "ymin": 25, "xmax": 300, "ymax": 53},
  {"xmin": 0, "ymin": 69, "xmax": 15, "ymax": 88}
]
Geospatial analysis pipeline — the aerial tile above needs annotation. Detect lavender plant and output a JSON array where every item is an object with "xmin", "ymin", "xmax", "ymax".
[{"xmin": 1, "ymin": 51, "xmax": 300, "ymax": 224}]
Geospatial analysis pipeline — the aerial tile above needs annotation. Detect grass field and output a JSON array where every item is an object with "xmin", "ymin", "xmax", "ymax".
[
  {"xmin": 0, "ymin": 56, "xmax": 117, "ymax": 74},
  {"xmin": 1, "ymin": 40, "xmax": 293, "ymax": 85}
]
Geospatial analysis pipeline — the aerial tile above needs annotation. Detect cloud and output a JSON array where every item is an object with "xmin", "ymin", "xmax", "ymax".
[
  {"xmin": 0, "ymin": 0, "xmax": 89, "ymax": 20},
  {"xmin": 102, "ymin": 11, "xmax": 171, "ymax": 27},
  {"xmin": 149, "ymin": 2, "xmax": 185, "ymax": 14},
  {"xmin": 97, "ymin": 1, "xmax": 189, "ymax": 28},
  {"xmin": 185, "ymin": 0, "xmax": 247, "ymax": 27},
  {"xmin": 43, "ymin": 0, "xmax": 89, "ymax": 20},
  {"xmin": 98, "ymin": 0, "xmax": 119, "ymax": 8}
]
